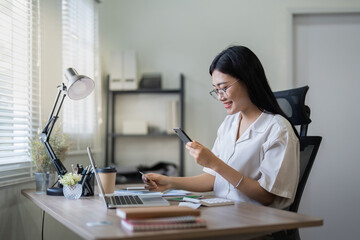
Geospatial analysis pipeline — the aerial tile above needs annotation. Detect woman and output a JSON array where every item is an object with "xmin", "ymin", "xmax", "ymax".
[{"xmin": 144, "ymin": 45, "xmax": 299, "ymax": 209}]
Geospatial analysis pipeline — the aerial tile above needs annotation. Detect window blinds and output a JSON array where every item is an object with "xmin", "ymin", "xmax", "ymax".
[
  {"xmin": 62, "ymin": 0, "xmax": 100, "ymax": 152},
  {"xmin": 0, "ymin": 0, "xmax": 40, "ymax": 186}
]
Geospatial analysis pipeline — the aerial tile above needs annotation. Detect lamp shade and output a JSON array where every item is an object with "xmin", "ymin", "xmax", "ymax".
[{"xmin": 65, "ymin": 68, "xmax": 95, "ymax": 100}]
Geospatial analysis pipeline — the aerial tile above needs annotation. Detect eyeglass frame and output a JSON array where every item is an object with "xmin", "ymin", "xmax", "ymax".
[{"xmin": 209, "ymin": 80, "xmax": 239, "ymax": 100}]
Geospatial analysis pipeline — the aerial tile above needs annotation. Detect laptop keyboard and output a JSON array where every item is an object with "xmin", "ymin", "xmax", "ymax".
[{"xmin": 111, "ymin": 195, "xmax": 144, "ymax": 205}]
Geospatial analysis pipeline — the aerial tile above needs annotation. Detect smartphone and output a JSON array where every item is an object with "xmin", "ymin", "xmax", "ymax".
[{"xmin": 173, "ymin": 127, "xmax": 192, "ymax": 144}]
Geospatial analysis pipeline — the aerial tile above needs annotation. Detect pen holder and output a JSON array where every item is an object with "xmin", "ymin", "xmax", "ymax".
[{"xmin": 77, "ymin": 165, "xmax": 94, "ymax": 196}]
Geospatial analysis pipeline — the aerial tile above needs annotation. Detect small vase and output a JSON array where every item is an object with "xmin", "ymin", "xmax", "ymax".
[
  {"xmin": 63, "ymin": 184, "xmax": 82, "ymax": 200},
  {"xmin": 35, "ymin": 172, "xmax": 56, "ymax": 193}
]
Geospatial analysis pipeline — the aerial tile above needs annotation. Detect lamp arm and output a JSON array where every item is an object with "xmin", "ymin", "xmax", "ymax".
[
  {"xmin": 42, "ymin": 86, "xmax": 62, "ymax": 137},
  {"xmin": 39, "ymin": 83, "xmax": 68, "ymax": 177},
  {"xmin": 43, "ymin": 141, "xmax": 67, "ymax": 176},
  {"xmin": 46, "ymin": 92, "xmax": 66, "ymax": 139},
  {"xmin": 42, "ymin": 84, "xmax": 67, "ymax": 139}
]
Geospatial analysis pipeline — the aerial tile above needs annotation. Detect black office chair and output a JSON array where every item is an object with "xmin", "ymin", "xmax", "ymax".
[
  {"xmin": 273, "ymin": 86, "xmax": 312, "ymax": 137},
  {"xmin": 271, "ymin": 86, "xmax": 322, "ymax": 240}
]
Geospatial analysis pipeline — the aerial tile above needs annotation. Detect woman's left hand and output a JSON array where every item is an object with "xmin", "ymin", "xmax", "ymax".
[{"xmin": 186, "ymin": 140, "xmax": 221, "ymax": 169}]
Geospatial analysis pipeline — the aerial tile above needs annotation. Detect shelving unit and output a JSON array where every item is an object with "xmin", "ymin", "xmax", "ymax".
[{"xmin": 105, "ymin": 74, "xmax": 185, "ymax": 178}]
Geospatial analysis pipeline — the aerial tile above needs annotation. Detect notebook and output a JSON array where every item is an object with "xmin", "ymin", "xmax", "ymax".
[
  {"xmin": 183, "ymin": 197, "xmax": 235, "ymax": 207},
  {"xmin": 121, "ymin": 216, "xmax": 206, "ymax": 232},
  {"xmin": 87, "ymin": 146, "xmax": 170, "ymax": 209},
  {"xmin": 116, "ymin": 205, "xmax": 200, "ymax": 219}
]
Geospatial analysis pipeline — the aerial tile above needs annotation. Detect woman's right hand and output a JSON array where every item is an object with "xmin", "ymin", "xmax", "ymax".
[{"xmin": 142, "ymin": 173, "xmax": 172, "ymax": 192}]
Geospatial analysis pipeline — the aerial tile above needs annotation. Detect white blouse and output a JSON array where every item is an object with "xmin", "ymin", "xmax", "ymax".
[{"xmin": 203, "ymin": 112, "xmax": 299, "ymax": 209}]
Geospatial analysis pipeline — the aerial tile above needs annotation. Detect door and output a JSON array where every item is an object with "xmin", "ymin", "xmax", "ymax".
[{"xmin": 294, "ymin": 13, "xmax": 360, "ymax": 240}]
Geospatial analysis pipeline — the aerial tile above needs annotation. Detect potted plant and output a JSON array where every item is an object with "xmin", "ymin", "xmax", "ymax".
[
  {"xmin": 30, "ymin": 127, "xmax": 71, "ymax": 193},
  {"xmin": 59, "ymin": 172, "xmax": 82, "ymax": 199}
]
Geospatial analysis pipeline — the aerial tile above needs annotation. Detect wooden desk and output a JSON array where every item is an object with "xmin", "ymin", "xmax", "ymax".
[{"xmin": 21, "ymin": 189, "xmax": 322, "ymax": 240}]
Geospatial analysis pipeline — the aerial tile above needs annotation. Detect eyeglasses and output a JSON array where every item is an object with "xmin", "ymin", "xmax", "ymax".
[{"xmin": 209, "ymin": 81, "xmax": 238, "ymax": 100}]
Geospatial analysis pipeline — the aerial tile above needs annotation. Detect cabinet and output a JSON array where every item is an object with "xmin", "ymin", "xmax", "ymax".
[{"xmin": 105, "ymin": 74, "xmax": 185, "ymax": 180}]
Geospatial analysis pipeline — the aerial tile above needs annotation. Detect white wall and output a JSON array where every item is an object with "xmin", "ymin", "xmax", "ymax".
[{"xmin": 98, "ymin": 1, "xmax": 360, "ymax": 240}]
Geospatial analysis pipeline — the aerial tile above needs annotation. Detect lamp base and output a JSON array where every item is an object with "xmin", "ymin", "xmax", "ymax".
[{"xmin": 46, "ymin": 187, "xmax": 64, "ymax": 196}]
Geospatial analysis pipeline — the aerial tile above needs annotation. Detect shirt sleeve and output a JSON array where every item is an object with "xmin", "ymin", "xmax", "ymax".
[{"xmin": 258, "ymin": 126, "xmax": 300, "ymax": 203}]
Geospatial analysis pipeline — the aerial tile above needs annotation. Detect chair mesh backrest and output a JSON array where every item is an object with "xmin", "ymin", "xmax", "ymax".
[
  {"xmin": 274, "ymin": 86, "xmax": 322, "ymax": 214},
  {"xmin": 274, "ymin": 86, "xmax": 312, "ymax": 136},
  {"xmin": 288, "ymin": 136, "xmax": 322, "ymax": 213}
]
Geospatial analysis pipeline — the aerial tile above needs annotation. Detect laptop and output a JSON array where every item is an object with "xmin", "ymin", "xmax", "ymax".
[{"xmin": 87, "ymin": 146, "xmax": 170, "ymax": 209}]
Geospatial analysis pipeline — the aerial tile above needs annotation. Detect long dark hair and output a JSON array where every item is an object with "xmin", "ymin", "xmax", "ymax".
[{"xmin": 209, "ymin": 45, "xmax": 299, "ymax": 137}]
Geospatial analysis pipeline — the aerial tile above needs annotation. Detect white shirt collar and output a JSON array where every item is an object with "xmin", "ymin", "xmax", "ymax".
[
  {"xmin": 232, "ymin": 112, "xmax": 273, "ymax": 134},
  {"xmin": 251, "ymin": 112, "xmax": 273, "ymax": 133}
]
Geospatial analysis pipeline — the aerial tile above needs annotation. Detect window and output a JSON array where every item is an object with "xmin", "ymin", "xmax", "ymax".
[
  {"xmin": 62, "ymin": 0, "xmax": 101, "ymax": 152},
  {"xmin": 0, "ymin": 0, "xmax": 40, "ymax": 186}
]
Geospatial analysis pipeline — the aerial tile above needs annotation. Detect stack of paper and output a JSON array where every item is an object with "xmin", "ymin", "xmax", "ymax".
[{"xmin": 162, "ymin": 189, "xmax": 191, "ymax": 196}]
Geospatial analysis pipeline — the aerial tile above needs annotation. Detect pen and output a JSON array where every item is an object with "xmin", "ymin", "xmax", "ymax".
[
  {"xmin": 82, "ymin": 166, "xmax": 91, "ymax": 187},
  {"xmin": 139, "ymin": 171, "xmax": 149, "ymax": 182}
]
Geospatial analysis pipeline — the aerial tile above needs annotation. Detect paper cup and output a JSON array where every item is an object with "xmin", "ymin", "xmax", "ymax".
[{"xmin": 97, "ymin": 167, "xmax": 117, "ymax": 194}]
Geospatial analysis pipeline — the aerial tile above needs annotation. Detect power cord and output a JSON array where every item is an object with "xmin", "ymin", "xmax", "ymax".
[
  {"xmin": 42, "ymin": 179, "xmax": 59, "ymax": 240},
  {"xmin": 42, "ymin": 178, "xmax": 59, "ymax": 240},
  {"xmin": 42, "ymin": 210, "xmax": 45, "ymax": 240}
]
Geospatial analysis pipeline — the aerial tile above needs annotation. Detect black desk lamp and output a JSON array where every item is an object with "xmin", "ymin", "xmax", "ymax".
[{"xmin": 40, "ymin": 68, "xmax": 95, "ymax": 196}]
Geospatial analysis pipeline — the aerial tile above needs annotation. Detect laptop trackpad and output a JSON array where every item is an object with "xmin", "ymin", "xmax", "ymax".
[{"xmin": 142, "ymin": 196, "xmax": 168, "ymax": 204}]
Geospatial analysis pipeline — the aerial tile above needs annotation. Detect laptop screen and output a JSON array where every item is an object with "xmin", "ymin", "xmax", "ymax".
[{"xmin": 87, "ymin": 146, "xmax": 107, "ymax": 201}]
